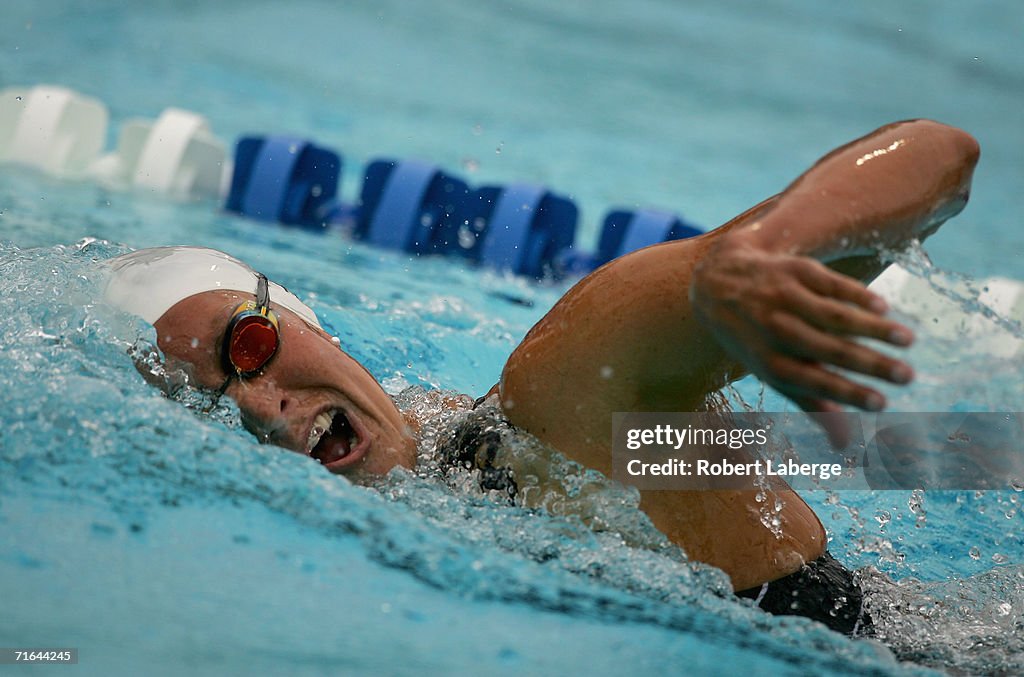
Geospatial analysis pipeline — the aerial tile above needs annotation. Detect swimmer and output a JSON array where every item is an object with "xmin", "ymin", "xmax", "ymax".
[{"xmin": 105, "ymin": 119, "xmax": 979, "ymax": 634}]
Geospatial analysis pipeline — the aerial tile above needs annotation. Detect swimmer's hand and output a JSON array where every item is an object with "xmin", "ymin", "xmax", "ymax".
[{"xmin": 690, "ymin": 236, "xmax": 915, "ymax": 445}]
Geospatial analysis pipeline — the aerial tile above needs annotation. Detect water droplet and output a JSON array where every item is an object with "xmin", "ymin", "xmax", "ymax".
[
  {"xmin": 457, "ymin": 227, "xmax": 476, "ymax": 249},
  {"xmin": 472, "ymin": 124, "xmax": 483, "ymax": 136},
  {"xmin": 15, "ymin": 96, "xmax": 23, "ymax": 101},
  {"xmin": 495, "ymin": 142, "xmax": 504, "ymax": 155},
  {"xmin": 190, "ymin": 337, "xmax": 199, "ymax": 349},
  {"xmin": 908, "ymin": 489, "xmax": 927, "ymax": 527},
  {"xmin": 1011, "ymin": 477, "xmax": 1024, "ymax": 491},
  {"xmin": 461, "ymin": 157, "xmax": 480, "ymax": 173},
  {"xmin": 875, "ymin": 510, "xmax": 892, "ymax": 526},
  {"xmin": 599, "ymin": 366, "xmax": 613, "ymax": 379},
  {"xmin": 968, "ymin": 546, "xmax": 981, "ymax": 560},
  {"xmin": 997, "ymin": 602, "xmax": 1012, "ymax": 616},
  {"xmin": 992, "ymin": 553, "xmax": 1008, "ymax": 564}
]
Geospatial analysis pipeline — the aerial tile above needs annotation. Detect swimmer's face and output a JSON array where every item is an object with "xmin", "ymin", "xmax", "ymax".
[{"xmin": 153, "ymin": 290, "xmax": 417, "ymax": 475}]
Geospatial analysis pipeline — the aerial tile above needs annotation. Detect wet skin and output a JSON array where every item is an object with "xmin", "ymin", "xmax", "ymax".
[{"xmin": 154, "ymin": 291, "xmax": 418, "ymax": 475}]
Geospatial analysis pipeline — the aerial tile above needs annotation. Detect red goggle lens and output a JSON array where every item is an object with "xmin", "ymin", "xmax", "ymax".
[{"xmin": 228, "ymin": 315, "xmax": 279, "ymax": 374}]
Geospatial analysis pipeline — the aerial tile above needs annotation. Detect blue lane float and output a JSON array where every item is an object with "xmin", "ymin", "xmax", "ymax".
[
  {"xmin": 462, "ymin": 183, "xmax": 578, "ymax": 278},
  {"xmin": 592, "ymin": 208, "xmax": 703, "ymax": 268},
  {"xmin": 225, "ymin": 135, "xmax": 342, "ymax": 227},
  {"xmin": 356, "ymin": 159, "xmax": 470, "ymax": 255},
  {"xmin": 2, "ymin": 84, "xmax": 711, "ymax": 281}
]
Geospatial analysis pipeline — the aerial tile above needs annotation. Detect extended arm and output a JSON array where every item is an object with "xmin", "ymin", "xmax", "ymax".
[
  {"xmin": 688, "ymin": 119, "xmax": 978, "ymax": 423},
  {"xmin": 499, "ymin": 119, "xmax": 979, "ymax": 457},
  {"xmin": 495, "ymin": 120, "xmax": 978, "ymax": 589}
]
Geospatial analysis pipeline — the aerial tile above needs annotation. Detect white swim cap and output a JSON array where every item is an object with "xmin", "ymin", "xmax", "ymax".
[{"xmin": 104, "ymin": 246, "xmax": 321, "ymax": 328}]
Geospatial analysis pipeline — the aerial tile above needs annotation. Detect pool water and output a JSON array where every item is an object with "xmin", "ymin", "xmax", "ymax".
[{"xmin": 1, "ymin": 1, "xmax": 1022, "ymax": 675}]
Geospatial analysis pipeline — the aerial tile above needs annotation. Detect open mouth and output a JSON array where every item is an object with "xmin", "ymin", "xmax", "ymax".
[{"xmin": 306, "ymin": 409, "xmax": 365, "ymax": 469}]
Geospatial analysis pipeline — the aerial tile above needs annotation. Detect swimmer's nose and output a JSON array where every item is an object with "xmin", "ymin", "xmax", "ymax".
[{"xmin": 229, "ymin": 379, "xmax": 296, "ymax": 447}]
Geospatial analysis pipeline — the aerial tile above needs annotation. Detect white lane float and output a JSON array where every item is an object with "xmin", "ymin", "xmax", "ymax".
[
  {"xmin": 0, "ymin": 84, "xmax": 108, "ymax": 177},
  {"xmin": 90, "ymin": 107, "xmax": 230, "ymax": 200}
]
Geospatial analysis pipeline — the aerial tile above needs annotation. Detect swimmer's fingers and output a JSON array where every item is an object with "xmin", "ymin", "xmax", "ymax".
[
  {"xmin": 788, "ymin": 282, "xmax": 914, "ymax": 346},
  {"xmin": 766, "ymin": 354, "xmax": 887, "ymax": 412},
  {"xmin": 768, "ymin": 313, "xmax": 914, "ymax": 386},
  {"xmin": 793, "ymin": 259, "xmax": 890, "ymax": 314},
  {"xmin": 692, "ymin": 246, "xmax": 911, "ymax": 414}
]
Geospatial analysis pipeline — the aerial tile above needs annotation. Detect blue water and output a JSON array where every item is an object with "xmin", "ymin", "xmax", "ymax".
[{"xmin": 1, "ymin": 1, "xmax": 1022, "ymax": 675}]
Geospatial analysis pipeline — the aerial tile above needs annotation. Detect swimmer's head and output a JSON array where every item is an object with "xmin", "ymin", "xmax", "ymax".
[{"xmin": 105, "ymin": 246, "xmax": 417, "ymax": 475}]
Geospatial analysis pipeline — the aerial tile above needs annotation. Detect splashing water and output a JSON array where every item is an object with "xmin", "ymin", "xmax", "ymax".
[
  {"xmin": 720, "ymin": 244, "xmax": 1023, "ymax": 673},
  {"xmin": 871, "ymin": 241, "xmax": 1024, "ymax": 412}
]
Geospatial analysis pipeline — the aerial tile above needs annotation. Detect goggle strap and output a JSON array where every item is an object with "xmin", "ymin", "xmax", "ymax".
[
  {"xmin": 255, "ymin": 273, "xmax": 270, "ymax": 310},
  {"xmin": 216, "ymin": 374, "xmax": 234, "ymax": 397}
]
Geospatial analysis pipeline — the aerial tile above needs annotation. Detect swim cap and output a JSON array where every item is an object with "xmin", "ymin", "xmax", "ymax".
[{"xmin": 104, "ymin": 246, "xmax": 321, "ymax": 328}]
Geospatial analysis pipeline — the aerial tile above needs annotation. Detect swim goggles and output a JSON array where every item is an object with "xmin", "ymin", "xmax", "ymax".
[{"xmin": 217, "ymin": 273, "xmax": 280, "ymax": 395}]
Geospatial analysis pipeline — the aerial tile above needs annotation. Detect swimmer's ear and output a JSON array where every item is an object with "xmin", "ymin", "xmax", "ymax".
[{"xmin": 126, "ymin": 338, "xmax": 190, "ymax": 397}]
